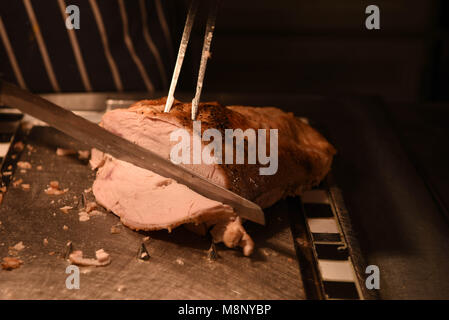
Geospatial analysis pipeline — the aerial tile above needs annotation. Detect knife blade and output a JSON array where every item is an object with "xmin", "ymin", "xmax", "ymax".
[{"xmin": 0, "ymin": 80, "xmax": 265, "ymax": 225}]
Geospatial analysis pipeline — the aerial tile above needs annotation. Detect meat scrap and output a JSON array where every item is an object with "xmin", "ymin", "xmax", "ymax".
[
  {"xmin": 59, "ymin": 206, "xmax": 73, "ymax": 214},
  {"xmin": 44, "ymin": 181, "xmax": 69, "ymax": 195},
  {"xmin": 78, "ymin": 150, "xmax": 90, "ymax": 160},
  {"xmin": 69, "ymin": 249, "xmax": 111, "ymax": 267},
  {"xmin": 13, "ymin": 141, "xmax": 24, "ymax": 152},
  {"xmin": 9, "ymin": 241, "xmax": 25, "ymax": 252},
  {"xmin": 78, "ymin": 211, "xmax": 89, "ymax": 222},
  {"xmin": 1, "ymin": 257, "xmax": 23, "ymax": 270},
  {"xmin": 91, "ymin": 98, "xmax": 335, "ymax": 256},
  {"xmin": 12, "ymin": 179, "xmax": 23, "ymax": 188},
  {"xmin": 210, "ymin": 217, "xmax": 255, "ymax": 256},
  {"xmin": 78, "ymin": 201, "xmax": 103, "ymax": 222},
  {"xmin": 21, "ymin": 184, "xmax": 30, "ymax": 191},
  {"xmin": 110, "ymin": 224, "xmax": 121, "ymax": 234},
  {"xmin": 56, "ymin": 148, "xmax": 76, "ymax": 156},
  {"xmin": 85, "ymin": 201, "xmax": 97, "ymax": 213},
  {"xmin": 17, "ymin": 161, "xmax": 32, "ymax": 169}
]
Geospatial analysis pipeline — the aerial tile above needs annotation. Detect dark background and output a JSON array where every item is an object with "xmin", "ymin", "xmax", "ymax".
[{"xmin": 177, "ymin": 0, "xmax": 449, "ymax": 103}]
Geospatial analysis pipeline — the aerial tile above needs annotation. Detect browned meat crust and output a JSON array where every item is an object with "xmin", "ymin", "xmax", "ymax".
[{"xmin": 127, "ymin": 97, "xmax": 336, "ymax": 208}]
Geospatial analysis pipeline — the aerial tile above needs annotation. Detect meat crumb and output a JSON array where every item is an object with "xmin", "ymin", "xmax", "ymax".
[
  {"xmin": 13, "ymin": 142, "xmax": 24, "ymax": 152},
  {"xmin": 12, "ymin": 179, "xmax": 23, "ymax": 188},
  {"xmin": 56, "ymin": 148, "xmax": 77, "ymax": 156},
  {"xmin": 2, "ymin": 171, "xmax": 12, "ymax": 176},
  {"xmin": 78, "ymin": 211, "xmax": 89, "ymax": 221},
  {"xmin": 48, "ymin": 251, "xmax": 55, "ymax": 256},
  {"xmin": 62, "ymin": 225, "xmax": 69, "ymax": 231},
  {"xmin": 17, "ymin": 161, "xmax": 32, "ymax": 169},
  {"xmin": 9, "ymin": 241, "xmax": 25, "ymax": 252},
  {"xmin": 137, "ymin": 243, "xmax": 150, "ymax": 261},
  {"xmin": 45, "ymin": 187, "xmax": 63, "ymax": 195},
  {"xmin": 140, "ymin": 252, "xmax": 149, "ymax": 260},
  {"xmin": 84, "ymin": 187, "xmax": 92, "ymax": 193},
  {"xmin": 1, "ymin": 257, "xmax": 23, "ymax": 270},
  {"xmin": 0, "ymin": 186, "xmax": 6, "ymax": 193},
  {"xmin": 21, "ymin": 184, "xmax": 30, "ymax": 191},
  {"xmin": 45, "ymin": 181, "xmax": 69, "ymax": 195},
  {"xmin": 95, "ymin": 249, "xmax": 110, "ymax": 263},
  {"xmin": 36, "ymin": 165, "xmax": 43, "ymax": 171},
  {"xmin": 50, "ymin": 181, "xmax": 59, "ymax": 188},
  {"xmin": 43, "ymin": 238, "xmax": 48, "ymax": 246},
  {"xmin": 79, "ymin": 206, "xmax": 103, "ymax": 221},
  {"xmin": 85, "ymin": 201, "xmax": 97, "ymax": 213},
  {"xmin": 68, "ymin": 249, "xmax": 111, "ymax": 267},
  {"xmin": 117, "ymin": 285, "xmax": 126, "ymax": 292},
  {"xmin": 78, "ymin": 150, "xmax": 90, "ymax": 160},
  {"xmin": 176, "ymin": 258, "xmax": 185, "ymax": 265},
  {"xmin": 7, "ymin": 165, "xmax": 12, "ymax": 170},
  {"xmin": 110, "ymin": 225, "xmax": 121, "ymax": 234},
  {"xmin": 89, "ymin": 210, "xmax": 103, "ymax": 216},
  {"xmin": 59, "ymin": 206, "xmax": 73, "ymax": 214}
]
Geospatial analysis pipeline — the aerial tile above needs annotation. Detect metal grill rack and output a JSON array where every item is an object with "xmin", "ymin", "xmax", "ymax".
[{"xmin": 297, "ymin": 177, "xmax": 377, "ymax": 300}]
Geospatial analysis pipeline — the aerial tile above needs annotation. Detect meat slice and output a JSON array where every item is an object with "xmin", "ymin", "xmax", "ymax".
[
  {"xmin": 91, "ymin": 97, "xmax": 335, "ymax": 255},
  {"xmin": 93, "ymin": 155, "xmax": 235, "ymax": 231}
]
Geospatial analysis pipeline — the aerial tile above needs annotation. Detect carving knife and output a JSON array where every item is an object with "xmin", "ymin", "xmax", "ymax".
[{"xmin": 0, "ymin": 80, "xmax": 265, "ymax": 225}]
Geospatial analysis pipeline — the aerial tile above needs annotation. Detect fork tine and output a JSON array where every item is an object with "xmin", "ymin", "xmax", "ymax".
[
  {"xmin": 191, "ymin": 0, "xmax": 220, "ymax": 120},
  {"xmin": 164, "ymin": 0, "xmax": 199, "ymax": 113}
]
